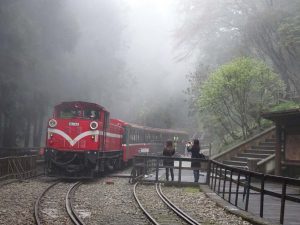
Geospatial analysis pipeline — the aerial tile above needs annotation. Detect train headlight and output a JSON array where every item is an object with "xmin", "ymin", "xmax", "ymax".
[
  {"xmin": 49, "ymin": 119, "xmax": 57, "ymax": 128},
  {"xmin": 90, "ymin": 121, "xmax": 98, "ymax": 130}
]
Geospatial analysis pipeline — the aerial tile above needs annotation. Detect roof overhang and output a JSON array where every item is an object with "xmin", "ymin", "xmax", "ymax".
[{"xmin": 261, "ymin": 108, "xmax": 300, "ymax": 125}]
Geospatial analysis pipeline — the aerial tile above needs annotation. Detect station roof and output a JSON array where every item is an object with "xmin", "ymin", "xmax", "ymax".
[{"xmin": 261, "ymin": 108, "xmax": 300, "ymax": 124}]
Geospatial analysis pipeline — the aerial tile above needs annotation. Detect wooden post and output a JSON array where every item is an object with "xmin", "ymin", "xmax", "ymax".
[
  {"xmin": 222, "ymin": 168, "xmax": 227, "ymax": 199},
  {"xmin": 275, "ymin": 124, "xmax": 282, "ymax": 175},
  {"xmin": 245, "ymin": 174, "xmax": 251, "ymax": 211},
  {"xmin": 228, "ymin": 170, "xmax": 233, "ymax": 203},
  {"xmin": 260, "ymin": 174, "xmax": 265, "ymax": 218},
  {"xmin": 206, "ymin": 160, "xmax": 211, "ymax": 185},
  {"xmin": 155, "ymin": 158, "xmax": 159, "ymax": 182},
  {"xmin": 235, "ymin": 171, "xmax": 241, "ymax": 206},
  {"xmin": 178, "ymin": 159, "xmax": 182, "ymax": 183},
  {"xmin": 280, "ymin": 181, "xmax": 287, "ymax": 224}
]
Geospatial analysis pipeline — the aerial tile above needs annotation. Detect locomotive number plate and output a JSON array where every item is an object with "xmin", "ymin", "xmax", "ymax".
[{"xmin": 69, "ymin": 122, "xmax": 79, "ymax": 126}]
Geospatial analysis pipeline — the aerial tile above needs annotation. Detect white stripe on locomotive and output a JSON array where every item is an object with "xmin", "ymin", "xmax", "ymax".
[{"xmin": 48, "ymin": 128, "xmax": 122, "ymax": 147}]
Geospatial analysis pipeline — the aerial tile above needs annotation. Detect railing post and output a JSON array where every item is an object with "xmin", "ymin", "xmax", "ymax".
[
  {"xmin": 222, "ymin": 168, "xmax": 227, "ymax": 199},
  {"xmin": 206, "ymin": 160, "xmax": 211, "ymax": 185},
  {"xmin": 211, "ymin": 162, "xmax": 215, "ymax": 188},
  {"xmin": 280, "ymin": 180, "xmax": 287, "ymax": 224},
  {"xmin": 178, "ymin": 159, "xmax": 182, "ymax": 183},
  {"xmin": 155, "ymin": 158, "xmax": 159, "ymax": 182},
  {"xmin": 228, "ymin": 169, "xmax": 233, "ymax": 203},
  {"xmin": 132, "ymin": 157, "xmax": 136, "ymax": 180},
  {"xmin": 260, "ymin": 174, "xmax": 265, "ymax": 218},
  {"xmin": 144, "ymin": 157, "xmax": 147, "ymax": 175},
  {"xmin": 213, "ymin": 164, "xmax": 218, "ymax": 192},
  {"xmin": 235, "ymin": 171, "xmax": 241, "ymax": 206},
  {"xmin": 217, "ymin": 165, "xmax": 222, "ymax": 194},
  {"xmin": 245, "ymin": 174, "xmax": 251, "ymax": 211}
]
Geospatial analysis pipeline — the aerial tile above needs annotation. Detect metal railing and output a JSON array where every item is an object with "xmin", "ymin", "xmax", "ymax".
[
  {"xmin": 0, "ymin": 147, "xmax": 40, "ymax": 158},
  {"xmin": 210, "ymin": 160, "xmax": 300, "ymax": 224},
  {"xmin": 131, "ymin": 155, "xmax": 210, "ymax": 184},
  {"xmin": 131, "ymin": 156, "xmax": 300, "ymax": 224},
  {"xmin": 0, "ymin": 155, "xmax": 38, "ymax": 180}
]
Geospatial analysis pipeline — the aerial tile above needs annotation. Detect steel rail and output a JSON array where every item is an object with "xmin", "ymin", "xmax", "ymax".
[
  {"xmin": 133, "ymin": 182, "xmax": 159, "ymax": 225},
  {"xmin": 65, "ymin": 181, "xmax": 86, "ymax": 225},
  {"xmin": 34, "ymin": 181, "xmax": 61, "ymax": 225},
  {"xmin": 156, "ymin": 183, "xmax": 200, "ymax": 225}
]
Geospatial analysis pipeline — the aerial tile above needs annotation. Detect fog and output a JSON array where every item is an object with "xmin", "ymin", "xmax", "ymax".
[
  {"xmin": 120, "ymin": 0, "xmax": 192, "ymax": 123},
  {"xmin": 0, "ymin": 0, "xmax": 194, "ymax": 146},
  {"xmin": 62, "ymin": 0, "xmax": 193, "ymax": 127},
  {"xmin": 3, "ymin": 0, "xmax": 296, "ymax": 147}
]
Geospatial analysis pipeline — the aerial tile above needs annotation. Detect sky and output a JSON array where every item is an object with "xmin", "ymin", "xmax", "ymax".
[
  {"xmin": 61, "ymin": 0, "xmax": 195, "ymax": 125},
  {"xmin": 124, "ymin": 0, "xmax": 192, "ymax": 97}
]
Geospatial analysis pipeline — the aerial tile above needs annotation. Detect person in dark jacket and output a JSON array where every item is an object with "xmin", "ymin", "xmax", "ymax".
[
  {"xmin": 188, "ymin": 139, "xmax": 205, "ymax": 182},
  {"xmin": 163, "ymin": 140, "xmax": 175, "ymax": 181}
]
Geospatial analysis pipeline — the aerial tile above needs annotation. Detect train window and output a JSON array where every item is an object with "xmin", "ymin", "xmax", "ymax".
[
  {"xmin": 59, "ymin": 108, "xmax": 82, "ymax": 118},
  {"xmin": 84, "ymin": 109, "xmax": 100, "ymax": 120}
]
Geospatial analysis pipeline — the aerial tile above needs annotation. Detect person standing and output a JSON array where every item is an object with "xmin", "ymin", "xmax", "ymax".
[
  {"xmin": 163, "ymin": 140, "xmax": 175, "ymax": 181},
  {"xmin": 185, "ymin": 141, "xmax": 192, "ymax": 157},
  {"xmin": 188, "ymin": 139, "xmax": 205, "ymax": 182}
]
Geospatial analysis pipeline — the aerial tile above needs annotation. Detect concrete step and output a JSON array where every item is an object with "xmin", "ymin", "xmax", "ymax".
[
  {"xmin": 258, "ymin": 142, "xmax": 276, "ymax": 146},
  {"xmin": 265, "ymin": 138, "xmax": 276, "ymax": 142},
  {"xmin": 238, "ymin": 153, "xmax": 270, "ymax": 159},
  {"xmin": 245, "ymin": 149, "xmax": 275, "ymax": 154},
  {"xmin": 231, "ymin": 156, "xmax": 248, "ymax": 162},
  {"xmin": 220, "ymin": 163, "xmax": 249, "ymax": 170},
  {"xmin": 223, "ymin": 160, "xmax": 247, "ymax": 166},
  {"xmin": 251, "ymin": 145, "xmax": 275, "ymax": 150}
]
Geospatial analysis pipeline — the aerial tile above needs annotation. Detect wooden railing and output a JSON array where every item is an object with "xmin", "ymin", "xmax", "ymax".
[
  {"xmin": 212, "ymin": 127, "xmax": 275, "ymax": 162},
  {"xmin": 131, "ymin": 155, "xmax": 210, "ymax": 184},
  {"xmin": 0, "ymin": 147, "xmax": 40, "ymax": 157},
  {"xmin": 0, "ymin": 155, "xmax": 38, "ymax": 180},
  {"xmin": 131, "ymin": 155, "xmax": 300, "ymax": 224},
  {"xmin": 210, "ymin": 160, "xmax": 300, "ymax": 224}
]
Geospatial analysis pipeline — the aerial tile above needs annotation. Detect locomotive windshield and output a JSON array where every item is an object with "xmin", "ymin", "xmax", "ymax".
[{"xmin": 58, "ymin": 107, "xmax": 100, "ymax": 120}]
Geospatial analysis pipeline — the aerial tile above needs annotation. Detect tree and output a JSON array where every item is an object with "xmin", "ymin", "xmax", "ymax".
[
  {"xmin": 0, "ymin": 0, "xmax": 78, "ymax": 147},
  {"xmin": 176, "ymin": 0, "xmax": 300, "ymax": 95},
  {"xmin": 198, "ymin": 57, "xmax": 285, "ymax": 140},
  {"xmin": 244, "ymin": 1, "xmax": 300, "ymax": 95}
]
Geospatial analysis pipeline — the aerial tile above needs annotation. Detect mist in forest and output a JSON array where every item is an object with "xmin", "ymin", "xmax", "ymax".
[
  {"xmin": 0, "ymin": 0, "xmax": 193, "ymax": 147},
  {"xmin": 62, "ymin": 0, "xmax": 193, "ymax": 128},
  {"xmin": 2, "ymin": 0, "xmax": 298, "ymax": 147}
]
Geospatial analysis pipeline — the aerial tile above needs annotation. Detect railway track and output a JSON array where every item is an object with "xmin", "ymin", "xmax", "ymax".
[
  {"xmin": 34, "ymin": 181, "xmax": 85, "ymax": 225},
  {"xmin": 133, "ymin": 182, "xmax": 200, "ymax": 225}
]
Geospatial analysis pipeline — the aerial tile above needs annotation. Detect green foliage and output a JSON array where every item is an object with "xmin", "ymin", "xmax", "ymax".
[
  {"xmin": 270, "ymin": 101, "xmax": 300, "ymax": 112},
  {"xmin": 198, "ymin": 57, "xmax": 285, "ymax": 140}
]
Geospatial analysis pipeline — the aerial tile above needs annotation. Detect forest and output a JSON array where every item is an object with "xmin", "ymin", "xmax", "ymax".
[
  {"xmin": 178, "ymin": 0, "xmax": 300, "ymax": 148},
  {"xmin": 0, "ymin": 0, "xmax": 300, "ymax": 149}
]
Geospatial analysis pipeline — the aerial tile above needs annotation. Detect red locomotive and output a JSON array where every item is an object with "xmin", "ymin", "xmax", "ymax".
[{"xmin": 45, "ymin": 101, "xmax": 188, "ymax": 177}]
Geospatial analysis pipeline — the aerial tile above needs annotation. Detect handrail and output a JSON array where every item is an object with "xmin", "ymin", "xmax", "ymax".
[
  {"xmin": 212, "ymin": 126, "xmax": 275, "ymax": 161},
  {"xmin": 0, "ymin": 147, "xmax": 41, "ymax": 157},
  {"xmin": 210, "ymin": 160, "xmax": 300, "ymax": 224},
  {"xmin": 257, "ymin": 154, "xmax": 275, "ymax": 166},
  {"xmin": 132, "ymin": 155, "xmax": 210, "ymax": 184},
  {"xmin": 0, "ymin": 155, "xmax": 38, "ymax": 180}
]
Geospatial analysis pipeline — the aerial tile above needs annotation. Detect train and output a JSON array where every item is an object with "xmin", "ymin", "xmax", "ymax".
[{"xmin": 44, "ymin": 101, "xmax": 188, "ymax": 178}]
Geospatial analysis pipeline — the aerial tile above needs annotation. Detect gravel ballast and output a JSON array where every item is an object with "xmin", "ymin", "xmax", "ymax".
[{"xmin": 0, "ymin": 176, "xmax": 254, "ymax": 225}]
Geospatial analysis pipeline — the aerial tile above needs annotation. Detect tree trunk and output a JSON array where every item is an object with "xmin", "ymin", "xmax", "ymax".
[
  {"xmin": 33, "ymin": 117, "xmax": 39, "ymax": 146},
  {"xmin": 0, "ymin": 113, "xmax": 3, "ymax": 147},
  {"xmin": 3, "ymin": 116, "xmax": 17, "ymax": 147},
  {"xmin": 24, "ymin": 116, "xmax": 31, "ymax": 147},
  {"xmin": 36, "ymin": 113, "xmax": 44, "ymax": 146}
]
